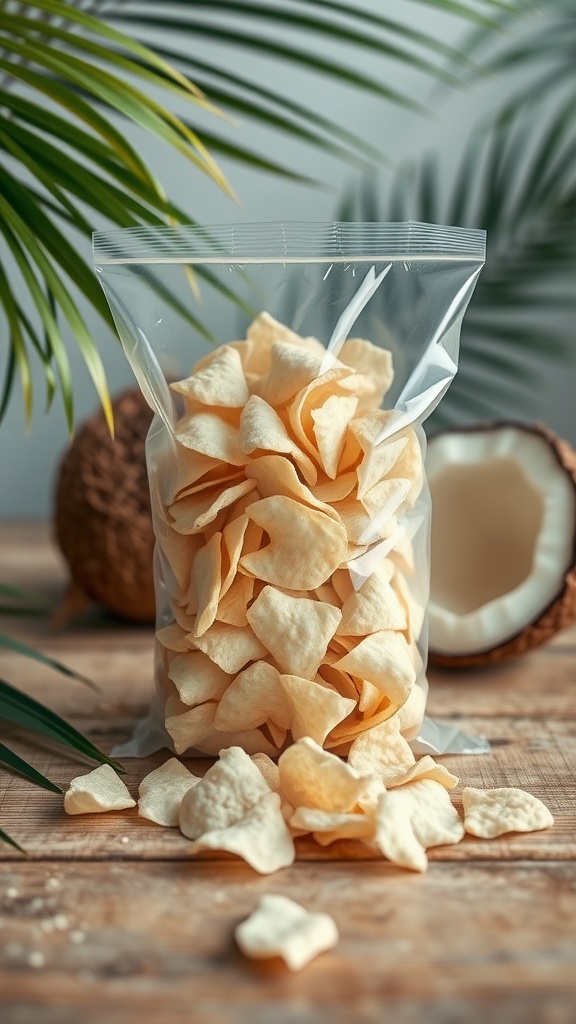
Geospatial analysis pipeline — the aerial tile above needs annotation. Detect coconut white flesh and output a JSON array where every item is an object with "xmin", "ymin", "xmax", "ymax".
[{"xmin": 427, "ymin": 427, "xmax": 575, "ymax": 655}]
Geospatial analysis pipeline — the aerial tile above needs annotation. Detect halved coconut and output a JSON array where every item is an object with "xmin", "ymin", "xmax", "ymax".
[{"xmin": 427, "ymin": 423, "xmax": 576, "ymax": 666}]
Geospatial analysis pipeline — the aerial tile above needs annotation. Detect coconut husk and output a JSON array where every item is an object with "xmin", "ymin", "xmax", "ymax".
[{"xmin": 54, "ymin": 387, "xmax": 155, "ymax": 624}]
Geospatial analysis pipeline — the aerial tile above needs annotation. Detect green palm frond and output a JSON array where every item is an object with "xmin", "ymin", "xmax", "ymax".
[
  {"xmin": 452, "ymin": 0, "xmax": 574, "ymax": 113},
  {"xmin": 0, "ymin": 0, "xmax": 521, "ymax": 427},
  {"xmin": 338, "ymin": 98, "xmax": 576, "ymax": 427},
  {"xmin": 0, "ymin": 581, "xmax": 123, "ymax": 849}
]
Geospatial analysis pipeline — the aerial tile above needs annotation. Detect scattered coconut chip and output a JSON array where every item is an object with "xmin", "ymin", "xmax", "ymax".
[
  {"xmin": 235, "ymin": 894, "xmax": 338, "ymax": 971},
  {"xmin": 64, "ymin": 765, "xmax": 135, "ymax": 815},
  {"xmin": 375, "ymin": 779, "xmax": 465, "ymax": 872},
  {"xmin": 179, "ymin": 746, "xmax": 271, "ymax": 839},
  {"xmin": 138, "ymin": 758, "xmax": 200, "ymax": 827},
  {"xmin": 189, "ymin": 791, "xmax": 295, "ymax": 874},
  {"xmin": 462, "ymin": 787, "xmax": 554, "ymax": 839}
]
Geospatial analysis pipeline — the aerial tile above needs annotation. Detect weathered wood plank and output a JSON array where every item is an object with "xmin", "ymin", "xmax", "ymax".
[{"xmin": 1, "ymin": 861, "xmax": 575, "ymax": 1024}]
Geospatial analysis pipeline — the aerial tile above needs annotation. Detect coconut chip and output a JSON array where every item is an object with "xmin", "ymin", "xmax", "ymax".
[
  {"xmin": 64, "ymin": 765, "xmax": 135, "ymax": 815},
  {"xmin": 138, "ymin": 758, "xmax": 200, "ymax": 827},
  {"xmin": 462, "ymin": 786, "xmax": 554, "ymax": 839},
  {"xmin": 235, "ymin": 895, "xmax": 338, "ymax": 971}
]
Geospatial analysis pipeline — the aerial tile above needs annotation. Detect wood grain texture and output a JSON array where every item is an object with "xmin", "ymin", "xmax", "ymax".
[
  {"xmin": 1, "ymin": 523, "xmax": 575, "ymax": 1023},
  {"xmin": 1, "ymin": 862, "xmax": 575, "ymax": 1024}
]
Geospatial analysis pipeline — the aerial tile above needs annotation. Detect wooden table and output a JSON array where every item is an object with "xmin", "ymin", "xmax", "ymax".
[{"xmin": 0, "ymin": 523, "xmax": 575, "ymax": 1024}]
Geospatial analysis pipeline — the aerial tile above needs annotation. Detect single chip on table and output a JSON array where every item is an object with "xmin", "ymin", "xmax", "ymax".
[
  {"xmin": 138, "ymin": 757, "xmax": 200, "ymax": 827},
  {"xmin": 64, "ymin": 765, "xmax": 135, "ymax": 815},
  {"xmin": 235, "ymin": 894, "xmax": 338, "ymax": 971},
  {"xmin": 462, "ymin": 787, "xmax": 554, "ymax": 839},
  {"xmin": 374, "ymin": 778, "xmax": 465, "ymax": 872},
  {"xmin": 247, "ymin": 586, "xmax": 342, "ymax": 680}
]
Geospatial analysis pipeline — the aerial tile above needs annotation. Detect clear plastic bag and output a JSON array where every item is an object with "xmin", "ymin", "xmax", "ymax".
[{"xmin": 93, "ymin": 222, "xmax": 487, "ymax": 758}]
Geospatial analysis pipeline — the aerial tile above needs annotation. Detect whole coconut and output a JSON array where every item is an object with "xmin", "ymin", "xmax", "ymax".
[{"xmin": 54, "ymin": 387, "xmax": 155, "ymax": 623}]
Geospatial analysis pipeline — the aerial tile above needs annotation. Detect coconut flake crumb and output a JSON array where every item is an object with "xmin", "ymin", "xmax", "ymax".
[
  {"xmin": 53, "ymin": 914, "xmax": 69, "ymax": 931},
  {"xmin": 69, "ymin": 930, "xmax": 86, "ymax": 945},
  {"xmin": 45, "ymin": 877, "xmax": 61, "ymax": 892},
  {"xmin": 27, "ymin": 951, "xmax": 45, "ymax": 969},
  {"xmin": 6, "ymin": 887, "xmax": 18, "ymax": 900}
]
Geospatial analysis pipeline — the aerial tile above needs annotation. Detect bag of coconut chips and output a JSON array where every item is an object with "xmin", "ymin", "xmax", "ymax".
[{"xmin": 93, "ymin": 221, "xmax": 487, "ymax": 759}]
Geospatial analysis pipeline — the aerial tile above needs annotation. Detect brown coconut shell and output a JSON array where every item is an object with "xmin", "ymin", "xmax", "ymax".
[
  {"xmin": 428, "ymin": 421, "xmax": 576, "ymax": 668},
  {"xmin": 54, "ymin": 387, "xmax": 156, "ymax": 624}
]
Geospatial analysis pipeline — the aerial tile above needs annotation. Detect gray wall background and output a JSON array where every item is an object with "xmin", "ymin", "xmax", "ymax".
[{"xmin": 1, "ymin": 2, "xmax": 575, "ymax": 519}]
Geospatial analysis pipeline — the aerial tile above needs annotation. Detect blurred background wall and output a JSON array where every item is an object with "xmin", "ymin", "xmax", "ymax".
[{"xmin": 1, "ymin": 0, "xmax": 575, "ymax": 518}]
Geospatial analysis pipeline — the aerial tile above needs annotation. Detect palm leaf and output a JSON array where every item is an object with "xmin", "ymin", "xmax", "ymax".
[
  {"xmin": 0, "ymin": 632, "xmax": 98, "ymax": 690},
  {"xmin": 0, "ymin": 678, "xmax": 123, "ymax": 771},
  {"xmin": 0, "ymin": 743, "xmax": 62, "ymax": 794},
  {"xmin": 0, "ymin": 0, "xmax": 520, "ymax": 425},
  {"xmin": 338, "ymin": 99, "xmax": 576, "ymax": 427},
  {"xmin": 0, "ymin": 827, "xmax": 24, "ymax": 852}
]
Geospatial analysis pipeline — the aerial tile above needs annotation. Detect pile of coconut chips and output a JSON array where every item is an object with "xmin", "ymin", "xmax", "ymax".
[{"xmin": 155, "ymin": 312, "xmax": 424, "ymax": 758}]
